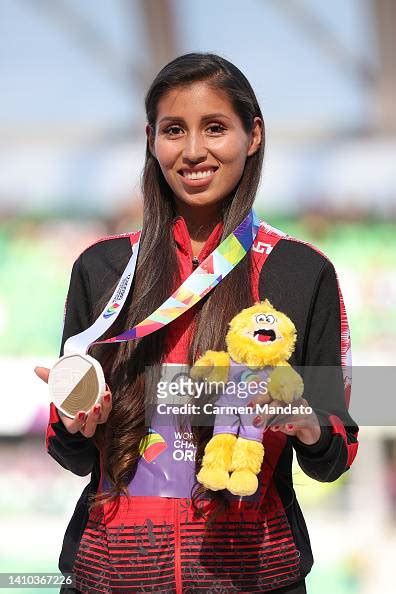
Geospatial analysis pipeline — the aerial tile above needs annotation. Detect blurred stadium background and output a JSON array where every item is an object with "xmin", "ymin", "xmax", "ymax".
[{"xmin": 1, "ymin": 0, "xmax": 396, "ymax": 592}]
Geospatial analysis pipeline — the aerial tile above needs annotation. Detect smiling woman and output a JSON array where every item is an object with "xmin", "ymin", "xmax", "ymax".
[
  {"xmin": 145, "ymin": 82, "xmax": 263, "ymax": 262},
  {"xmin": 39, "ymin": 52, "xmax": 358, "ymax": 594},
  {"xmin": 147, "ymin": 82, "xmax": 262, "ymax": 224}
]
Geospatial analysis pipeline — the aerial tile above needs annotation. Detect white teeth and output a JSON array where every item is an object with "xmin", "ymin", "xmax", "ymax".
[{"xmin": 183, "ymin": 169, "xmax": 215, "ymax": 180}]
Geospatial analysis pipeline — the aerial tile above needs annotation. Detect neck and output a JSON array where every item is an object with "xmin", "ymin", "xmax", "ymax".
[
  {"xmin": 174, "ymin": 203, "xmax": 223, "ymax": 243},
  {"xmin": 173, "ymin": 203, "xmax": 223, "ymax": 258}
]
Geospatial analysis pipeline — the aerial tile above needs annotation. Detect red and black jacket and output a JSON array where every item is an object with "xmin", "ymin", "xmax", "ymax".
[{"xmin": 47, "ymin": 217, "xmax": 359, "ymax": 593}]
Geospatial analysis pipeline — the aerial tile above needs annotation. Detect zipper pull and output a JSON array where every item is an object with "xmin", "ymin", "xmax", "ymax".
[{"xmin": 192, "ymin": 256, "xmax": 199, "ymax": 269}]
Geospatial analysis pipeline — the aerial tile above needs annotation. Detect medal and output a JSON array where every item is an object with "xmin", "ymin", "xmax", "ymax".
[{"xmin": 48, "ymin": 353, "xmax": 106, "ymax": 417}]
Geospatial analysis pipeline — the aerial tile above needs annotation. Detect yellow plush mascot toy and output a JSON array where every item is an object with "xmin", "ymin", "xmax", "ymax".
[{"xmin": 190, "ymin": 299, "xmax": 304, "ymax": 496}]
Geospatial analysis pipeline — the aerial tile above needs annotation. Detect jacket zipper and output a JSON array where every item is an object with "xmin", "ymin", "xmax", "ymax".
[{"xmin": 174, "ymin": 499, "xmax": 182, "ymax": 594}]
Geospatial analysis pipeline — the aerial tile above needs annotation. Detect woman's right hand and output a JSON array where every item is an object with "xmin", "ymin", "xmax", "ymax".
[{"xmin": 34, "ymin": 366, "xmax": 112, "ymax": 438}]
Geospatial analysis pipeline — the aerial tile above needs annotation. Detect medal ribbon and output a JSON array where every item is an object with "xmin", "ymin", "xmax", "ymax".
[{"xmin": 64, "ymin": 209, "xmax": 259, "ymax": 356}]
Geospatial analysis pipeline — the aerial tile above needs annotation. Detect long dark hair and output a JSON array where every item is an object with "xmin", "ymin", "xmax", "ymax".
[{"xmin": 90, "ymin": 52, "xmax": 265, "ymax": 518}]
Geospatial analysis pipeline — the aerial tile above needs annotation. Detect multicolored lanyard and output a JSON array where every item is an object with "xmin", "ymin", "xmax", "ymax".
[{"xmin": 64, "ymin": 210, "xmax": 260, "ymax": 356}]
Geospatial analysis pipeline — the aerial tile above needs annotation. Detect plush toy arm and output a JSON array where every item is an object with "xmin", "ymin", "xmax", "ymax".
[
  {"xmin": 190, "ymin": 350, "xmax": 230, "ymax": 384},
  {"xmin": 268, "ymin": 363, "xmax": 304, "ymax": 404}
]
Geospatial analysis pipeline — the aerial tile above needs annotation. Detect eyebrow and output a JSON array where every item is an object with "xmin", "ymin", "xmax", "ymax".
[{"xmin": 158, "ymin": 113, "xmax": 231, "ymax": 124}]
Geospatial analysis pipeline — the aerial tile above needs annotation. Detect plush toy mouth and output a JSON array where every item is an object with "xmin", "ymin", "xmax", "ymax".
[{"xmin": 253, "ymin": 329, "xmax": 276, "ymax": 343}]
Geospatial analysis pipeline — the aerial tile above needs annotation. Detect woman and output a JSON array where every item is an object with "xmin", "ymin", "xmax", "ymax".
[{"xmin": 36, "ymin": 53, "xmax": 359, "ymax": 593}]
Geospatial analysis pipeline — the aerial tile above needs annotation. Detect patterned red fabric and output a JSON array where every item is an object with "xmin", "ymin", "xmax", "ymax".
[
  {"xmin": 74, "ymin": 474, "xmax": 301, "ymax": 593},
  {"xmin": 45, "ymin": 403, "xmax": 60, "ymax": 448},
  {"xmin": 328, "ymin": 414, "xmax": 359, "ymax": 467}
]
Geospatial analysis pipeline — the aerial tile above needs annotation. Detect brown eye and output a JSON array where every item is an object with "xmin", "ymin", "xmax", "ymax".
[
  {"xmin": 164, "ymin": 125, "xmax": 183, "ymax": 136},
  {"xmin": 207, "ymin": 124, "xmax": 226, "ymax": 134}
]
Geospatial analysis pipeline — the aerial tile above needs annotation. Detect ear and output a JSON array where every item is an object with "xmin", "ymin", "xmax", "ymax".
[
  {"xmin": 146, "ymin": 124, "xmax": 156, "ymax": 157},
  {"xmin": 247, "ymin": 117, "xmax": 263, "ymax": 157}
]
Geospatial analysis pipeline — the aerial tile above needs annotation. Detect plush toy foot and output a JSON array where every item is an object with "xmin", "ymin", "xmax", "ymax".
[
  {"xmin": 228, "ymin": 469, "xmax": 258, "ymax": 496},
  {"xmin": 227, "ymin": 437, "xmax": 264, "ymax": 496},
  {"xmin": 197, "ymin": 466, "xmax": 230, "ymax": 491},
  {"xmin": 196, "ymin": 433, "xmax": 237, "ymax": 491}
]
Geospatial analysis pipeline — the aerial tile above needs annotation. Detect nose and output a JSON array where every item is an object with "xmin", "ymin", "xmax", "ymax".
[{"xmin": 182, "ymin": 130, "xmax": 208, "ymax": 163}]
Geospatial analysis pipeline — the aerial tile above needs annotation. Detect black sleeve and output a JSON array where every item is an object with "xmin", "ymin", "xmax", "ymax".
[
  {"xmin": 45, "ymin": 253, "xmax": 97, "ymax": 476},
  {"xmin": 290, "ymin": 260, "xmax": 359, "ymax": 482}
]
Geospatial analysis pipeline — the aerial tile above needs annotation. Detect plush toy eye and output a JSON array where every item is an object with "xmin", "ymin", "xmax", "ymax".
[
  {"xmin": 255, "ymin": 314, "xmax": 266, "ymax": 324},
  {"xmin": 265, "ymin": 314, "xmax": 275, "ymax": 324}
]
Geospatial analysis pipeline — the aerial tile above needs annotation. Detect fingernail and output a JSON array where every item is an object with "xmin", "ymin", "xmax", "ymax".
[
  {"xmin": 78, "ymin": 412, "xmax": 86, "ymax": 420},
  {"xmin": 253, "ymin": 415, "xmax": 262, "ymax": 427},
  {"xmin": 93, "ymin": 405, "xmax": 100, "ymax": 415},
  {"xmin": 286, "ymin": 424, "xmax": 294, "ymax": 430},
  {"xmin": 104, "ymin": 394, "xmax": 111, "ymax": 403}
]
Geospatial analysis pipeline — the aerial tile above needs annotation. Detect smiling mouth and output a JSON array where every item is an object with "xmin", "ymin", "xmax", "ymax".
[
  {"xmin": 253, "ymin": 329, "xmax": 276, "ymax": 343},
  {"xmin": 178, "ymin": 167, "xmax": 218, "ymax": 181}
]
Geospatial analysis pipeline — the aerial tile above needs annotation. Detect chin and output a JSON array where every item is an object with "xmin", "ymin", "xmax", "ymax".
[{"xmin": 174, "ymin": 192, "xmax": 224, "ymax": 210}]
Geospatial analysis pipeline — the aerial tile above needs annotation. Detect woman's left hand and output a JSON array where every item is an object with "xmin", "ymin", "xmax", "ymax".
[{"xmin": 250, "ymin": 396, "xmax": 322, "ymax": 445}]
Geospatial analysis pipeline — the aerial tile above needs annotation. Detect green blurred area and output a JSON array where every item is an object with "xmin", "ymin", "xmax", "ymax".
[
  {"xmin": 1, "ymin": 215, "xmax": 395, "ymax": 357},
  {"xmin": 0, "ymin": 231, "xmax": 65, "ymax": 356}
]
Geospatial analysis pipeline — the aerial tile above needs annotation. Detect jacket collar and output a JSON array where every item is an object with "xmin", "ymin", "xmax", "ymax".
[{"xmin": 172, "ymin": 216, "xmax": 224, "ymax": 262}]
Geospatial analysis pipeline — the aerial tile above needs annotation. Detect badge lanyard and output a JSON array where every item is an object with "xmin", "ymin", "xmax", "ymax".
[
  {"xmin": 65, "ymin": 209, "xmax": 260, "ymax": 354},
  {"xmin": 49, "ymin": 210, "xmax": 260, "ymax": 417}
]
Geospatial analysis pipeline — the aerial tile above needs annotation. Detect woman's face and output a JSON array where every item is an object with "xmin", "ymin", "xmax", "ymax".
[{"xmin": 147, "ymin": 82, "xmax": 262, "ymax": 214}]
